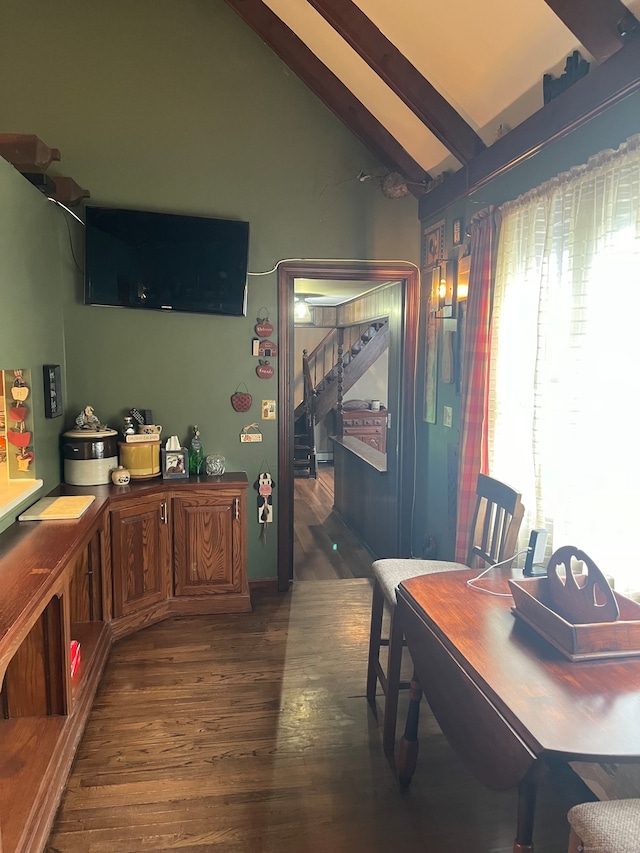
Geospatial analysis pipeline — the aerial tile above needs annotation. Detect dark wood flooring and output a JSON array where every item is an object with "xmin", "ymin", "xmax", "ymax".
[
  {"xmin": 294, "ymin": 464, "xmax": 373, "ymax": 581},
  {"xmin": 46, "ymin": 581, "xmax": 591, "ymax": 853}
]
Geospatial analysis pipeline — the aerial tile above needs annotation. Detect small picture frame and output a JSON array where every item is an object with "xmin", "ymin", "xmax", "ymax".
[
  {"xmin": 162, "ymin": 448, "xmax": 189, "ymax": 479},
  {"xmin": 43, "ymin": 364, "xmax": 63, "ymax": 418},
  {"xmin": 423, "ymin": 219, "xmax": 445, "ymax": 268},
  {"xmin": 452, "ymin": 217, "xmax": 463, "ymax": 246}
]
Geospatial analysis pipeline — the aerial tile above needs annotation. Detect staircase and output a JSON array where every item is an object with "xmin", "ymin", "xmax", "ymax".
[{"xmin": 294, "ymin": 320, "xmax": 389, "ymax": 477}]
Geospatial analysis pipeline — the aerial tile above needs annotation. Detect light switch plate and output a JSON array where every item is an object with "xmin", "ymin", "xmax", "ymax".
[{"xmin": 443, "ymin": 406, "xmax": 453, "ymax": 428}]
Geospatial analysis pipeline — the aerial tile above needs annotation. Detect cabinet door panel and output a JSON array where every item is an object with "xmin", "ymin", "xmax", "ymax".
[
  {"xmin": 68, "ymin": 527, "xmax": 104, "ymax": 624},
  {"xmin": 173, "ymin": 493, "xmax": 243, "ymax": 596},
  {"xmin": 111, "ymin": 498, "xmax": 170, "ymax": 617}
]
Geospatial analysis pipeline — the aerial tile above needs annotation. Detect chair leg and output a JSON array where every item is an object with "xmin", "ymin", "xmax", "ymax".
[
  {"xmin": 366, "ymin": 580, "xmax": 384, "ymax": 708},
  {"xmin": 382, "ymin": 607, "xmax": 404, "ymax": 756}
]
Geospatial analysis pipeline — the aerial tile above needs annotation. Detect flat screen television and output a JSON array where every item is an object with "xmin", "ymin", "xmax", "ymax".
[{"xmin": 84, "ymin": 206, "xmax": 249, "ymax": 317}]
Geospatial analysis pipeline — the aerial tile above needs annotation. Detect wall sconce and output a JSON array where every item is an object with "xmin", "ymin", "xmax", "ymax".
[
  {"xmin": 457, "ymin": 255, "xmax": 470, "ymax": 302},
  {"xmin": 430, "ymin": 259, "xmax": 456, "ymax": 319}
]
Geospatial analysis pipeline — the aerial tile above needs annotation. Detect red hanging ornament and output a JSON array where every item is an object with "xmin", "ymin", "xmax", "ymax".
[
  {"xmin": 256, "ymin": 359, "xmax": 274, "ymax": 379},
  {"xmin": 255, "ymin": 310, "xmax": 273, "ymax": 338},
  {"xmin": 231, "ymin": 384, "xmax": 253, "ymax": 412}
]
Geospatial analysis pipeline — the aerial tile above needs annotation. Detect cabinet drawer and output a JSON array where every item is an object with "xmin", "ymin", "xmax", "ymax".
[
  {"xmin": 343, "ymin": 426, "xmax": 384, "ymax": 437},
  {"xmin": 341, "ymin": 410, "xmax": 386, "ymax": 428}
]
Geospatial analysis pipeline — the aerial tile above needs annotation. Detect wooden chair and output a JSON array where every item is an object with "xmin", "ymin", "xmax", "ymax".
[
  {"xmin": 568, "ymin": 799, "xmax": 640, "ymax": 852},
  {"xmin": 366, "ymin": 473, "xmax": 524, "ymax": 755}
]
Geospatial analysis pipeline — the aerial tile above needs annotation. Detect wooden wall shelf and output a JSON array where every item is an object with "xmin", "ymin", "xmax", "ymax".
[
  {"xmin": 0, "ymin": 134, "xmax": 90, "ymax": 206},
  {"xmin": 0, "ymin": 133, "xmax": 60, "ymax": 173}
]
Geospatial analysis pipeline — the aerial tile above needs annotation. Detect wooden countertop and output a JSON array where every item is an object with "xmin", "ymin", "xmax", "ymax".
[{"xmin": 330, "ymin": 435, "xmax": 387, "ymax": 472}]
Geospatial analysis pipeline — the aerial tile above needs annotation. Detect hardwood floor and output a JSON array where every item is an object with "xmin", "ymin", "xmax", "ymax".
[
  {"xmin": 46, "ymin": 581, "xmax": 591, "ymax": 853},
  {"xmin": 294, "ymin": 464, "xmax": 373, "ymax": 581}
]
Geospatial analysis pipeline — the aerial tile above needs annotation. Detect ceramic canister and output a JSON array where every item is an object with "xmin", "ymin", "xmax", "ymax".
[
  {"xmin": 62, "ymin": 428, "xmax": 119, "ymax": 485},
  {"xmin": 111, "ymin": 465, "xmax": 131, "ymax": 485},
  {"xmin": 117, "ymin": 440, "xmax": 161, "ymax": 478}
]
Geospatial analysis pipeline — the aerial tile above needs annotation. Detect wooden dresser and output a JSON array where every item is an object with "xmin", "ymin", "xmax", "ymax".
[{"xmin": 340, "ymin": 408, "xmax": 387, "ymax": 453}]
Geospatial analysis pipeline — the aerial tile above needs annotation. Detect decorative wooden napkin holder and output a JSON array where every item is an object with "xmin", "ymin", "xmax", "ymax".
[{"xmin": 509, "ymin": 576, "xmax": 640, "ymax": 661}]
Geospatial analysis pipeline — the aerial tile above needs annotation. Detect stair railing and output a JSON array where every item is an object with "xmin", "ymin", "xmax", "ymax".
[
  {"xmin": 304, "ymin": 329, "xmax": 339, "ymax": 393},
  {"xmin": 302, "ymin": 350, "xmax": 317, "ymax": 423},
  {"xmin": 297, "ymin": 320, "xmax": 389, "ymax": 424}
]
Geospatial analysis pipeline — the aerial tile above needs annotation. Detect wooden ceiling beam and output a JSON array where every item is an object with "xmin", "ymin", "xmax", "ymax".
[
  {"xmin": 543, "ymin": 0, "xmax": 634, "ymax": 62},
  {"xmin": 224, "ymin": 0, "xmax": 427, "ymax": 185},
  {"xmin": 418, "ymin": 37, "xmax": 640, "ymax": 220},
  {"xmin": 306, "ymin": 0, "xmax": 486, "ymax": 165}
]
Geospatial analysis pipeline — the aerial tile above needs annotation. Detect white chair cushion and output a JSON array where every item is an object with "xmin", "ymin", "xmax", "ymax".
[
  {"xmin": 372, "ymin": 558, "xmax": 468, "ymax": 606},
  {"xmin": 568, "ymin": 799, "xmax": 640, "ymax": 852}
]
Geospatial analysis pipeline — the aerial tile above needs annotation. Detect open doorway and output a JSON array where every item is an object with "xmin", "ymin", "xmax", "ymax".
[
  {"xmin": 277, "ymin": 261, "xmax": 420, "ymax": 591},
  {"xmin": 293, "ymin": 298, "xmax": 384, "ymax": 581}
]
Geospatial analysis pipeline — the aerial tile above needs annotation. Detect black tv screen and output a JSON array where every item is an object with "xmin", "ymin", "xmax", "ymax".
[{"xmin": 84, "ymin": 206, "xmax": 249, "ymax": 317}]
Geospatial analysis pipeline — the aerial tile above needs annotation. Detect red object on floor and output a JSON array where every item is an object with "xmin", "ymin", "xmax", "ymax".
[{"xmin": 70, "ymin": 640, "xmax": 81, "ymax": 678}]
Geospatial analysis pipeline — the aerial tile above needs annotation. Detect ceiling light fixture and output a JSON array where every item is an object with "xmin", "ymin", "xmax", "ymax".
[{"xmin": 294, "ymin": 296, "xmax": 312, "ymax": 322}]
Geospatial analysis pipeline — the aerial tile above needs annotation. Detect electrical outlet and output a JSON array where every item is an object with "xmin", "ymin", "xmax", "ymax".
[{"xmin": 443, "ymin": 406, "xmax": 453, "ymax": 428}]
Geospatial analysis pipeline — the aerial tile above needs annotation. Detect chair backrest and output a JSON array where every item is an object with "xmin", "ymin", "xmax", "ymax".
[{"xmin": 465, "ymin": 473, "xmax": 524, "ymax": 569}]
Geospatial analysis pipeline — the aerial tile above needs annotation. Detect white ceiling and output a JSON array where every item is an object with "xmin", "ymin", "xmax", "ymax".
[
  {"xmin": 294, "ymin": 278, "xmax": 391, "ymax": 306},
  {"xmin": 232, "ymin": 0, "xmax": 640, "ymax": 303},
  {"xmin": 259, "ymin": 0, "xmax": 640, "ymax": 179}
]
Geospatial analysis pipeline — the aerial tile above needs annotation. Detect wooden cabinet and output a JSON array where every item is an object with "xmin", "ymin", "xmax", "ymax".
[
  {"xmin": 0, "ymin": 474, "xmax": 249, "ymax": 853},
  {"xmin": 109, "ymin": 475, "xmax": 250, "ymax": 628},
  {"xmin": 341, "ymin": 408, "xmax": 387, "ymax": 453},
  {"xmin": 173, "ymin": 487, "xmax": 247, "ymax": 599},
  {"xmin": 110, "ymin": 494, "xmax": 171, "ymax": 619}
]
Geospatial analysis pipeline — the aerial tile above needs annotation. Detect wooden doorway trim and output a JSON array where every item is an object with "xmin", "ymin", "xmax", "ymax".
[{"xmin": 277, "ymin": 261, "xmax": 420, "ymax": 591}]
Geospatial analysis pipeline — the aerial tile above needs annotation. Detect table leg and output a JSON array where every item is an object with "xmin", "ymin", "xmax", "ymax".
[
  {"xmin": 396, "ymin": 668, "xmax": 422, "ymax": 788},
  {"xmin": 513, "ymin": 762, "xmax": 542, "ymax": 853}
]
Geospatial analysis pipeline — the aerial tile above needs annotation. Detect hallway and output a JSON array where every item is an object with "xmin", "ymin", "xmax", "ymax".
[{"xmin": 293, "ymin": 464, "xmax": 373, "ymax": 581}]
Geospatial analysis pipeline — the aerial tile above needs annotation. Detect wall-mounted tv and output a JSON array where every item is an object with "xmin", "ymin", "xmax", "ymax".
[{"xmin": 84, "ymin": 206, "xmax": 249, "ymax": 317}]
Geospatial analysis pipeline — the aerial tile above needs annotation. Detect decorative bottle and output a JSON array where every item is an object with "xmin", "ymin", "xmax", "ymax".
[{"xmin": 189, "ymin": 425, "xmax": 204, "ymax": 475}]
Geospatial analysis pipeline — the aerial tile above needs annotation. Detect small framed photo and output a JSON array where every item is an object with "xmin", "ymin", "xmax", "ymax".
[
  {"xmin": 162, "ymin": 448, "xmax": 189, "ymax": 479},
  {"xmin": 452, "ymin": 217, "xmax": 463, "ymax": 247},
  {"xmin": 423, "ymin": 219, "xmax": 445, "ymax": 268},
  {"xmin": 43, "ymin": 364, "xmax": 63, "ymax": 418}
]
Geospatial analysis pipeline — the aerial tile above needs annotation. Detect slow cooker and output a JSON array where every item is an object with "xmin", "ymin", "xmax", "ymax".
[{"xmin": 62, "ymin": 428, "xmax": 118, "ymax": 485}]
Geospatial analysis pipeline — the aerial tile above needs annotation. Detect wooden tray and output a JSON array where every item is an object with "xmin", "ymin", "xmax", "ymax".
[{"xmin": 509, "ymin": 576, "xmax": 640, "ymax": 661}]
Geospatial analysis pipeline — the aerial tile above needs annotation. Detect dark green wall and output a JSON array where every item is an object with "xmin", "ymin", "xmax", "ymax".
[
  {"xmin": 0, "ymin": 160, "xmax": 69, "ymax": 532},
  {"xmin": 0, "ymin": 0, "xmax": 420, "ymax": 570},
  {"xmin": 415, "ymin": 89, "xmax": 640, "ymax": 561}
]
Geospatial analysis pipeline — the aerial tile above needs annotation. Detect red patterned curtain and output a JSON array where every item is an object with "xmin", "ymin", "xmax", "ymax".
[{"xmin": 454, "ymin": 207, "xmax": 498, "ymax": 561}]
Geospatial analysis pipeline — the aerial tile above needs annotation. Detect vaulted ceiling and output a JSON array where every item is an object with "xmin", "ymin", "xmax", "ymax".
[{"xmin": 225, "ymin": 0, "xmax": 640, "ymax": 204}]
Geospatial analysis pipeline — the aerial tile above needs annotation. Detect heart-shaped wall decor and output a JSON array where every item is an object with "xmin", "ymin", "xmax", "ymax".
[{"xmin": 9, "ymin": 404, "xmax": 27, "ymax": 422}]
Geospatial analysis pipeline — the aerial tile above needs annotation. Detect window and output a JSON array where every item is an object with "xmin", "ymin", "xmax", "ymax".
[{"xmin": 488, "ymin": 135, "xmax": 640, "ymax": 593}]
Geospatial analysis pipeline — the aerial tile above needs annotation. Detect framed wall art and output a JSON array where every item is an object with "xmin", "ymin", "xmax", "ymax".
[
  {"xmin": 452, "ymin": 216, "xmax": 463, "ymax": 246},
  {"xmin": 422, "ymin": 220, "xmax": 445, "ymax": 269},
  {"xmin": 43, "ymin": 364, "xmax": 63, "ymax": 418},
  {"xmin": 423, "ymin": 307, "xmax": 438, "ymax": 423}
]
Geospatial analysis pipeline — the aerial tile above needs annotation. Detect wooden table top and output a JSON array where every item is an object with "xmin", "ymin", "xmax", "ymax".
[{"xmin": 399, "ymin": 569, "xmax": 640, "ymax": 764}]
